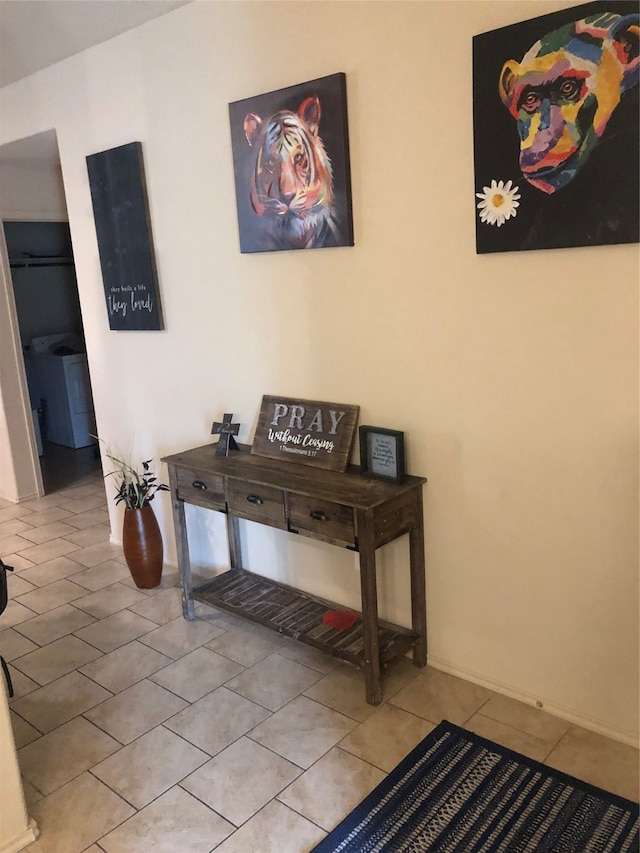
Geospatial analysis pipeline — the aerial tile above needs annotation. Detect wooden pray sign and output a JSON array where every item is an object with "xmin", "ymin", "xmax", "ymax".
[
  {"xmin": 252, "ymin": 395, "xmax": 359, "ymax": 472},
  {"xmin": 211, "ymin": 413, "xmax": 241, "ymax": 456}
]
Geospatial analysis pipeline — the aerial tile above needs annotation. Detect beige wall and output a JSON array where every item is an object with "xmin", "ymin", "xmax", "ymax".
[
  {"xmin": 0, "ymin": 0, "xmax": 637, "ymax": 744},
  {"xmin": 0, "ymin": 681, "xmax": 39, "ymax": 851}
]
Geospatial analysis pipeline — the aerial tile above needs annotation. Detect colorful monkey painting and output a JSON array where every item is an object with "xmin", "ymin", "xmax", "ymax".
[
  {"xmin": 473, "ymin": 1, "xmax": 639, "ymax": 253},
  {"xmin": 500, "ymin": 12, "xmax": 639, "ymax": 194},
  {"xmin": 229, "ymin": 74, "xmax": 354, "ymax": 254}
]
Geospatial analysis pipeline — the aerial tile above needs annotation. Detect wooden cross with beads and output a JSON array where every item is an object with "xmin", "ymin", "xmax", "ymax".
[{"xmin": 211, "ymin": 413, "xmax": 240, "ymax": 456}]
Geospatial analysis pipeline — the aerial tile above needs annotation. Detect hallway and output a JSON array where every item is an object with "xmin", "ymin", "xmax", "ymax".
[{"xmin": 39, "ymin": 441, "xmax": 101, "ymax": 494}]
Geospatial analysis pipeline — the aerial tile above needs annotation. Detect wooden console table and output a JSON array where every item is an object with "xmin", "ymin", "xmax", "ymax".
[{"xmin": 162, "ymin": 443, "xmax": 427, "ymax": 704}]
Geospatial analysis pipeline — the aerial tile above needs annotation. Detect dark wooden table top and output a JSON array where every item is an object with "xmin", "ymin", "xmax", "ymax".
[{"xmin": 163, "ymin": 443, "xmax": 426, "ymax": 510}]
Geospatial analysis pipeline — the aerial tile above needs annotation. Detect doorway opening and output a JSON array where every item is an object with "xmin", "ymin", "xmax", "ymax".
[{"xmin": 1, "ymin": 131, "xmax": 101, "ymax": 494}]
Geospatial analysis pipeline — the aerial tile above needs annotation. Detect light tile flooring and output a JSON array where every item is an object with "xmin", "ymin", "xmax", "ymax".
[{"xmin": 1, "ymin": 467, "xmax": 638, "ymax": 853}]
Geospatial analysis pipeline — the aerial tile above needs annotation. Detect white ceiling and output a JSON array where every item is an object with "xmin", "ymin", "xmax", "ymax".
[{"xmin": 0, "ymin": 0, "xmax": 191, "ymax": 88}]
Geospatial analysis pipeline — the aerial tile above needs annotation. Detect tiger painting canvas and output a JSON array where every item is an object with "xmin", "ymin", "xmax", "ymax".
[{"xmin": 229, "ymin": 73, "xmax": 354, "ymax": 253}]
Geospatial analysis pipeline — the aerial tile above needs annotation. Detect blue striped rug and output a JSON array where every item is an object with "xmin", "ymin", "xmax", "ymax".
[{"xmin": 312, "ymin": 720, "xmax": 639, "ymax": 853}]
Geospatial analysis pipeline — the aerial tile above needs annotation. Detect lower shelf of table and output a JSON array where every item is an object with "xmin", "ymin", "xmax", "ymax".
[{"xmin": 191, "ymin": 568, "xmax": 419, "ymax": 669}]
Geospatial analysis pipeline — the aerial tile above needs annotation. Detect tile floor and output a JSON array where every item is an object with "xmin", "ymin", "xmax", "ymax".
[{"xmin": 1, "ymin": 462, "xmax": 638, "ymax": 853}]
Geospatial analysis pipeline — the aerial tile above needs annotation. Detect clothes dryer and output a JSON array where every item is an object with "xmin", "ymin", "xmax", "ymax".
[{"xmin": 26, "ymin": 334, "xmax": 96, "ymax": 448}]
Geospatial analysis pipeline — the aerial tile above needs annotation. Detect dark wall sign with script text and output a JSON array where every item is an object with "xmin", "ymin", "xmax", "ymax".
[{"xmin": 86, "ymin": 142, "xmax": 163, "ymax": 331}]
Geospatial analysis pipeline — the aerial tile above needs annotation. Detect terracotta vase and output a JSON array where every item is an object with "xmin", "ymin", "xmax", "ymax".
[{"xmin": 122, "ymin": 504, "xmax": 163, "ymax": 589}]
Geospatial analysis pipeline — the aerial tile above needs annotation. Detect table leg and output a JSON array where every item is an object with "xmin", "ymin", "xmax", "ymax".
[
  {"xmin": 169, "ymin": 468, "xmax": 195, "ymax": 620},
  {"xmin": 357, "ymin": 510, "xmax": 382, "ymax": 705},
  {"xmin": 409, "ymin": 489, "xmax": 427, "ymax": 666},
  {"xmin": 226, "ymin": 514, "xmax": 242, "ymax": 571}
]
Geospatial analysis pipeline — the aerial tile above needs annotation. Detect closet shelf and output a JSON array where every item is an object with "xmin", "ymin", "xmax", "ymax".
[{"xmin": 9, "ymin": 255, "xmax": 73, "ymax": 269}]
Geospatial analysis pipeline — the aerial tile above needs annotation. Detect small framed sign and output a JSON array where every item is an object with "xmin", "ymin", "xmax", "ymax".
[
  {"xmin": 252, "ymin": 395, "xmax": 359, "ymax": 472},
  {"xmin": 359, "ymin": 426, "xmax": 405, "ymax": 483}
]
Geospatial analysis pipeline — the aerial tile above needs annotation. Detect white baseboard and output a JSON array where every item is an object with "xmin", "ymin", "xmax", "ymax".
[
  {"xmin": 0, "ymin": 819, "xmax": 39, "ymax": 853},
  {"xmin": 428, "ymin": 654, "xmax": 639, "ymax": 749}
]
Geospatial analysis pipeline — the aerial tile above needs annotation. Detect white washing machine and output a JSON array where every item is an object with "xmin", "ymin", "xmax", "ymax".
[{"xmin": 25, "ymin": 334, "xmax": 96, "ymax": 449}]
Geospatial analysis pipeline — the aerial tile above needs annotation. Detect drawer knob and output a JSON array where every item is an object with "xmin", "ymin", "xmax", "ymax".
[
  {"xmin": 192, "ymin": 480, "xmax": 208, "ymax": 490},
  {"xmin": 246, "ymin": 494, "xmax": 264, "ymax": 505},
  {"xmin": 310, "ymin": 510, "xmax": 329, "ymax": 522}
]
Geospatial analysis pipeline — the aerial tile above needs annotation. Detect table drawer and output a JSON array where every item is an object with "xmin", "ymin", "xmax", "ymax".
[
  {"xmin": 176, "ymin": 467, "xmax": 225, "ymax": 509},
  {"xmin": 288, "ymin": 494, "xmax": 355, "ymax": 547},
  {"xmin": 227, "ymin": 480, "xmax": 286, "ymax": 528}
]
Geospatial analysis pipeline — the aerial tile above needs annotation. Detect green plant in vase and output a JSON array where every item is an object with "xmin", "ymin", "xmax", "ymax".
[
  {"xmin": 104, "ymin": 450, "xmax": 169, "ymax": 508},
  {"xmin": 102, "ymin": 446, "xmax": 169, "ymax": 588}
]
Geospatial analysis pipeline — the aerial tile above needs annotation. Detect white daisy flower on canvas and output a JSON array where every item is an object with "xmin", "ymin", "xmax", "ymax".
[{"xmin": 476, "ymin": 179, "xmax": 520, "ymax": 227}]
